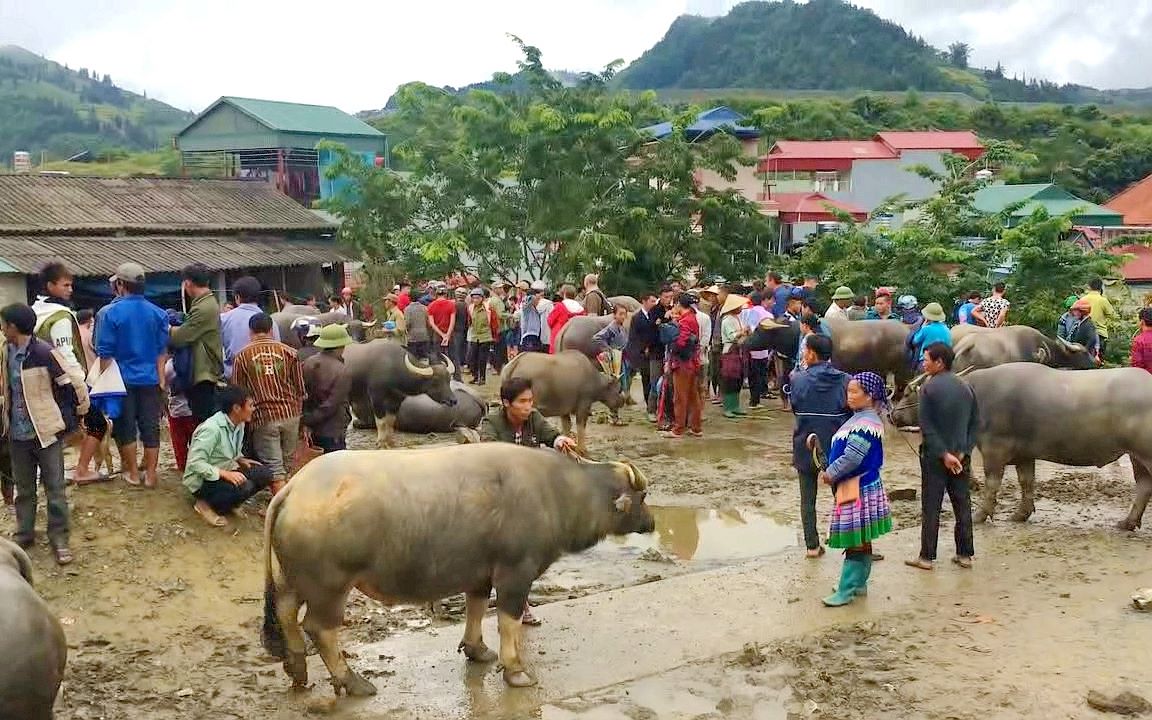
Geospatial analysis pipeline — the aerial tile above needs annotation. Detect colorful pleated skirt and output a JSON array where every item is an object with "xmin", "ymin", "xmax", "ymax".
[{"xmin": 827, "ymin": 478, "xmax": 893, "ymax": 549}]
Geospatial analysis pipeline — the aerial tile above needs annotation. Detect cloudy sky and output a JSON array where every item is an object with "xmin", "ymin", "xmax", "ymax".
[{"xmin": 1, "ymin": 0, "xmax": 1150, "ymax": 113}]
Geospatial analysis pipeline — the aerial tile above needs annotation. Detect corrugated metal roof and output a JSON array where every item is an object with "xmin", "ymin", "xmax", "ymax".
[
  {"xmin": 768, "ymin": 140, "xmax": 898, "ymax": 160},
  {"xmin": 975, "ymin": 183, "xmax": 1124, "ymax": 223},
  {"xmin": 179, "ymin": 97, "xmax": 384, "ymax": 139},
  {"xmin": 1106, "ymin": 173, "xmax": 1152, "ymax": 225},
  {"xmin": 0, "ymin": 235, "xmax": 348, "ymax": 275},
  {"xmin": 875, "ymin": 131, "xmax": 983, "ymax": 151},
  {"xmin": 642, "ymin": 106, "xmax": 760, "ymax": 141},
  {"xmin": 771, "ymin": 192, "xmax": 868, "ymax": 217},
  {"xmin": 0, "ymin": 176, "xmax": 337, "ymax": 234}
]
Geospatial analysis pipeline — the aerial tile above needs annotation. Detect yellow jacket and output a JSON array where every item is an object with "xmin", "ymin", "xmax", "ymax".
[{"xmin": 1082, "ymin": 290, "xmax": 1118, "ymax": 338}]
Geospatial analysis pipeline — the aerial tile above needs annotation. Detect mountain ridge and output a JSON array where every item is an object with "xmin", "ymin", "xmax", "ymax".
[{"xmin": 0, "ymin": 44, "xmax": 193, "ymax": 166}]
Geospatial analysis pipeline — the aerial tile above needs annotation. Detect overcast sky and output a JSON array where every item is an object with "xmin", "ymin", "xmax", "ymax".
[{"xmin": 1, "ymin": 0, "xmax": 1150, "ymax": 113}]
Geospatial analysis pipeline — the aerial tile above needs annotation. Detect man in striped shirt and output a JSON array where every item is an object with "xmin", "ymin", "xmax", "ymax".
[{"xmin": 231, "ymin": 313, "xmax": 305, "ymax": 494}]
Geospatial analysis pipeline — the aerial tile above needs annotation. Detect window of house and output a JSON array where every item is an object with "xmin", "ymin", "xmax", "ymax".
[{"xmin": 813, "ymin": 171, "xmax": 840, "ymax": 192}]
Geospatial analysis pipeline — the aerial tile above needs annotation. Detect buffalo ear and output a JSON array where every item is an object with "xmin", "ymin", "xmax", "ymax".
[{"xmin": 614, "ymin": 494, "xmax": 633, "ymax": 513}]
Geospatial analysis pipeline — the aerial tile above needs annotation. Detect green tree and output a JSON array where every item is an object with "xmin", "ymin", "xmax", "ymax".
[
  {"xmin": 324, "ymin": 39, "xmax": 773, "ymax": 291},
  {"xmin": 948, "ymin": 42, "xmax": 971, "ymax": 69}
]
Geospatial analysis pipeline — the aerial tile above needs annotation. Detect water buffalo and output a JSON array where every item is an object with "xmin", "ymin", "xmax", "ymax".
[
  {"xmin": 950, "ymin": 324, "xmax": 990, "ymax": 344},
  {"xmin": 501, "ymin": 350, "xmax": 626, "ymax": 450},
  {"xmin": 553, "ymin": 315, "xmax": 614, "ymax": 359},
  {"xmin": 0, "ymin": 538, "xmax": 66, "ymax": 720},
  {"xmin": 271, "ymin": 310, "xmax": 376, "ymax": 349},
  {"xmin": 261, "ymin": 444, "xmax": 654, "ymax": 695},
  {"xmin": 952, "ymin": 325, "xmax": 1095, "ymax": 372},
  {"xmin": 749, "ymin": 318, "xmax": 914, "ymax": 396},
  {"xmin": 890, "ymin": 363, "xmax": 1152, "ymax": 529},
  {"xmin": 607, "ymin": 295, "xmax": 641, "ymax": 313},
  {"xmin": 343, "ymin": 340, "xmax": 456, "ymax": 448},
  {"xmin": 393, "ymin": 381, "xmax": 487, "ymax": 434}
]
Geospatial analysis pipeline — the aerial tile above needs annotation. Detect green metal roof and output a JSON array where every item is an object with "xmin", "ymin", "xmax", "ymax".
[
  {"xmin": 974, "ymin": 183, "xmax": 1123, "ymax": 225},
  {"xmin": 179, "ymin": 96, "xmax": 384, "ymax": 139}
]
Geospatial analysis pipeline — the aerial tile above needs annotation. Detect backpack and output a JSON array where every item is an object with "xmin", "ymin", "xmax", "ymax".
[
  {"xmin": 171, "ymin": 346, "xmax": 195, "ymax": 395},
  {"xmin": 673, "ymin": 333, "xmax": 699, "ymax": 362},
  {"xmin": 586, "ymin": 289, "xmax": 613, "ymax": 316}
]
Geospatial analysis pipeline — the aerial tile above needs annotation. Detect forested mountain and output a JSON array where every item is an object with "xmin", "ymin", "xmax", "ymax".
[
  {"xmin": 0, "ymin": 45, "xmax": 192, "ymax": 166},
  {"xmin": 614, "ymin": 0, "xmax": 1142, "ymax": 106}
]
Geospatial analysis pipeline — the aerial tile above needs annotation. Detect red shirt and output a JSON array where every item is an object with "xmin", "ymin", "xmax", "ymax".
[
  {"xmin": 396, "ymin": 291, "xmax": 412, "ymax": 311},
  {"xmin": 1132, "ymin": 329, "xmax": 1152, "ymax": 373},
  {"xmin": 428, "ymin": 297, "xmax": 456, "ymax": 333},
  {"xmin": 671, "ymin": 311, "xmax": 701, "ymax": 371}
]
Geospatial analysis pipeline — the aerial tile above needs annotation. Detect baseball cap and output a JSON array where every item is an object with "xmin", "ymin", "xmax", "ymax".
[
  {"xmin": 788, "ymin": 287, "xmax": 807, "ymax": 300},
  {"xmin": 110, "ymin": 262, "xmax": 146, "ymax": 284},
  {"xmin": 469, "ymin": 288, "xmax": 484, "ymax": 297},
  {"xmin": 530, "ymin": 280, "xmax": 547, "ymax": 292}
]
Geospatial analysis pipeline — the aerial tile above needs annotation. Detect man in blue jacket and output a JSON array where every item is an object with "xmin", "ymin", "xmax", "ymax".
[{"xmin": 788, "ymin": 333, "xmax": 850, "ymax": 558}]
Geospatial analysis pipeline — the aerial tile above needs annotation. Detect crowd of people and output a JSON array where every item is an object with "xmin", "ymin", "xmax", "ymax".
[{"xmin": 5, "ymin": 255, "xmax": 1151, "ymax": 585}]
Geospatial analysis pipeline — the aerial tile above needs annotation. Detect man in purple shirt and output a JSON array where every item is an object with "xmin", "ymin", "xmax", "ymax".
[{"xmin": 220, "ymin": 277, "xmax": 279, "ymax": 379}]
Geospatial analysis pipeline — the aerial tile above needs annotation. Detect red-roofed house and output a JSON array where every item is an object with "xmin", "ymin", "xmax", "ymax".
[
  {"xmin": 765, "ymin": 192, "xmax": 869, "ymax": 249},
  {"xmin": 1106, "ymin": 173, "xmax": 1152, "ymax": 226},
  {"xmin": 758, "ymin": 130, "xmax": 985, "ymax": 233}
]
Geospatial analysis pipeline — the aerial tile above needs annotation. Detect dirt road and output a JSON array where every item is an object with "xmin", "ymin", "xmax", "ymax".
[{"xmin": 20, "ymin": 393, "xmax": 1150, "ymax": 719}]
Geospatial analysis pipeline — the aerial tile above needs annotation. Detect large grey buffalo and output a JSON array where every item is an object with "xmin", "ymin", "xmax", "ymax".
[
  {"xmin": 553, "ymin": 315, "xmax": 614, "ymax": 359},
  {"xmin": 0, "ymin": 538, "xmax": 66, "ymax": 720},
  {"xmin": 501, "ymin": 350, "xmax": 626, "ymax": 450},
  {"xmin": 952, "ymin": 325, "xmax": 1095, "ymax": 372},
  {"xmin": 343, "ymin": 340, "xmax": 455, "ymax": 448},
  {"xmin": 261, "ymin": 444, "xmax": 654, "ymax": 695},
  {"xmin": 950, "ymin": 323, "xmax": 990, "ymax": 344},
  {"xmin": 606, "ymin": 295, "xmax": 641, "ymax": 313},
  {"xmin": 748, "ymin": 318, "xmax": 914, "ymax": 396},
  {"xmin": 271, "ymin": 309, "xmax": 376, "ymax": 348},
  {"xmin": 890, "ymin": 363, "xmax": 1152, "ymax": 529},
  {"xmin": 392, "ymin": 381, "xmax": 486, "ymax": 434}
]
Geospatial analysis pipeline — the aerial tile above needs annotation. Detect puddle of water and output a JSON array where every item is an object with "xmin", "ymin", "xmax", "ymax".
[
  {"xmin": 539, "ymin": 506, "xmax": 796, "ymax": 596},
  {"xmin": 612, "ymin": 506, "xmax": 795, "ymax": 563},
  {"xmin": 630, "ymin": 437, "xmax": 771, "ymax": 464}
]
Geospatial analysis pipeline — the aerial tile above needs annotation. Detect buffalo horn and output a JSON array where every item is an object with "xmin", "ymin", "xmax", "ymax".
[
  {"xmin": 1057, "ymin": 336, "xmax": 1087, "ymax": 353},
  {"xmin": 441, "ymin": 354, "xmax": 456, "ymax": 375},
  {"xmin": 1034, "ymin": 345, "xmax": 1050, "ymax": 363},
  {"xmin": 956, "ymin": 366, "xmax": 976, "ymax": 378},
  {"xmin": 905, "ymin": 372, "xmax": 928, "ymax": 393},
  {"xmin": 617, "ymin": 461, "xmax": 647, "ymax": 491},
  {"xmin": 404, "ymin": 354, "xmax": 435, "ymax": 378},
  {"xmin": 360, "ymin": 319, "xmax": 378, "ymax": 329}
]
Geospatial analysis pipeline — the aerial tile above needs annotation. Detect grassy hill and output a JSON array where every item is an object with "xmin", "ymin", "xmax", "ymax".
[
  {"xmin": 0, "ymin": 45, "xmax": 193, "ymax": 168},
  {"xmin": 614, "ymin": 0, "xmax": 1146, "ymax": 106}
]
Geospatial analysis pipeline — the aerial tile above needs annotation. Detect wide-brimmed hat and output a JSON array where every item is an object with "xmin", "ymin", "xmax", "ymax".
[
  {"xmin": 313, "ymin": 324, "xmax": 354, "ymax": 349},
  {"xmin": 720, "ymin": 294, "xmax": 748, "ymax": 316},
  {"xmin": 516, "ymin": 280, "xmax": 530, "ymax": 291},
  {"xmin": 700, "ymin": 285, "xmax": 721, "ymax": 296},
  {"xmin": 383, "ymin": 293, "xmax": 398, "ymax": 303},
  {"xmin": 530, "ymin": 280, "xmax": 548, "ymax": 292},
  {"xmin": 922, "ymin": 302, "xmax": 946, "ymax": 322},
  {"xmin": 831, "ymin": 285, "xmax": 854, "ymax": 301}
]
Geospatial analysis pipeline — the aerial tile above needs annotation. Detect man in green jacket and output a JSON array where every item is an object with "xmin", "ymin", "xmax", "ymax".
[
  {"xmin": 170, "ymin": 263, "xmax": 224, "ymax": 424},
  {"xmin": 183, "ymin": 384, "xmax": 271, "ymax": 527},
  {"xmin": 479, "ymin": 376, "xmax": 577, "ymax": 450}
]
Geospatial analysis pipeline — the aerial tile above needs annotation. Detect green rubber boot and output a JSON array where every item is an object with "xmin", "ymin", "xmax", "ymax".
[
  {"xmin": 723, "ymin": 393, "xmax": 741, "ymax": 419},
  {"xmin": 822, "ymin": 554, "xmax": 865, "ymax": 607},
  {"xmin": 854, "ymin": 553, "xmax": 873, "ymax": 597}
]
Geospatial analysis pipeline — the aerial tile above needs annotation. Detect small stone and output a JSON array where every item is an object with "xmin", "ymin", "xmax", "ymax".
[
  {"xmin": 888, "ymin": 488, "xmax": 917, "ymax": 501},
  {"xmin": 1059, "ymin": 592, "xmax": 1071, "ymax": 599},
  {"xmin": 1086, "ymin": 690, "xmax": 1152, "ymax": 715},
  {"xmin": 176, "ymin": 688, "xmax": 194, "ymax": 698}
]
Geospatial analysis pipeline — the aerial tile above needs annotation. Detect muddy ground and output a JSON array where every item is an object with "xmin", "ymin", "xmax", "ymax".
[{"xmin": 16, "ymin": 386, "xmax": 1151, "ymax": 719}]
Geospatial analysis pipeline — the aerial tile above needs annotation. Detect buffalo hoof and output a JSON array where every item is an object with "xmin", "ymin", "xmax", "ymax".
[
  {"xmin": 1115, "ymin": 519, "xmax": 1139, "ymax": 532},
  {"xmin": 973, "ymin": 509, "xmax": 990, "ymax": 524},
  {"xmin": 284, "ymin": 652, "xmax": 308, "ymax": 688},
  {"xmin": 503, "ymin": 669, "xmax": 537, "ymax": 688},
  {"xmin": 1010, "ymin": 507, "xmax": 1034, "ymax": 523},
  {"xmin": 334, "ymin": 671, "xmax": 378, "ymax": 697},
  {"xmin": 458, "ymin": 641, "xmax": 497, "ymax": 663}
]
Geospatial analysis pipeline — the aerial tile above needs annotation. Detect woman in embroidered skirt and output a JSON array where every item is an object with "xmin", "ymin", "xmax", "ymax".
[{"xmin": 819, "ymin": 371, "xmax": 893, "ymax": 607}]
